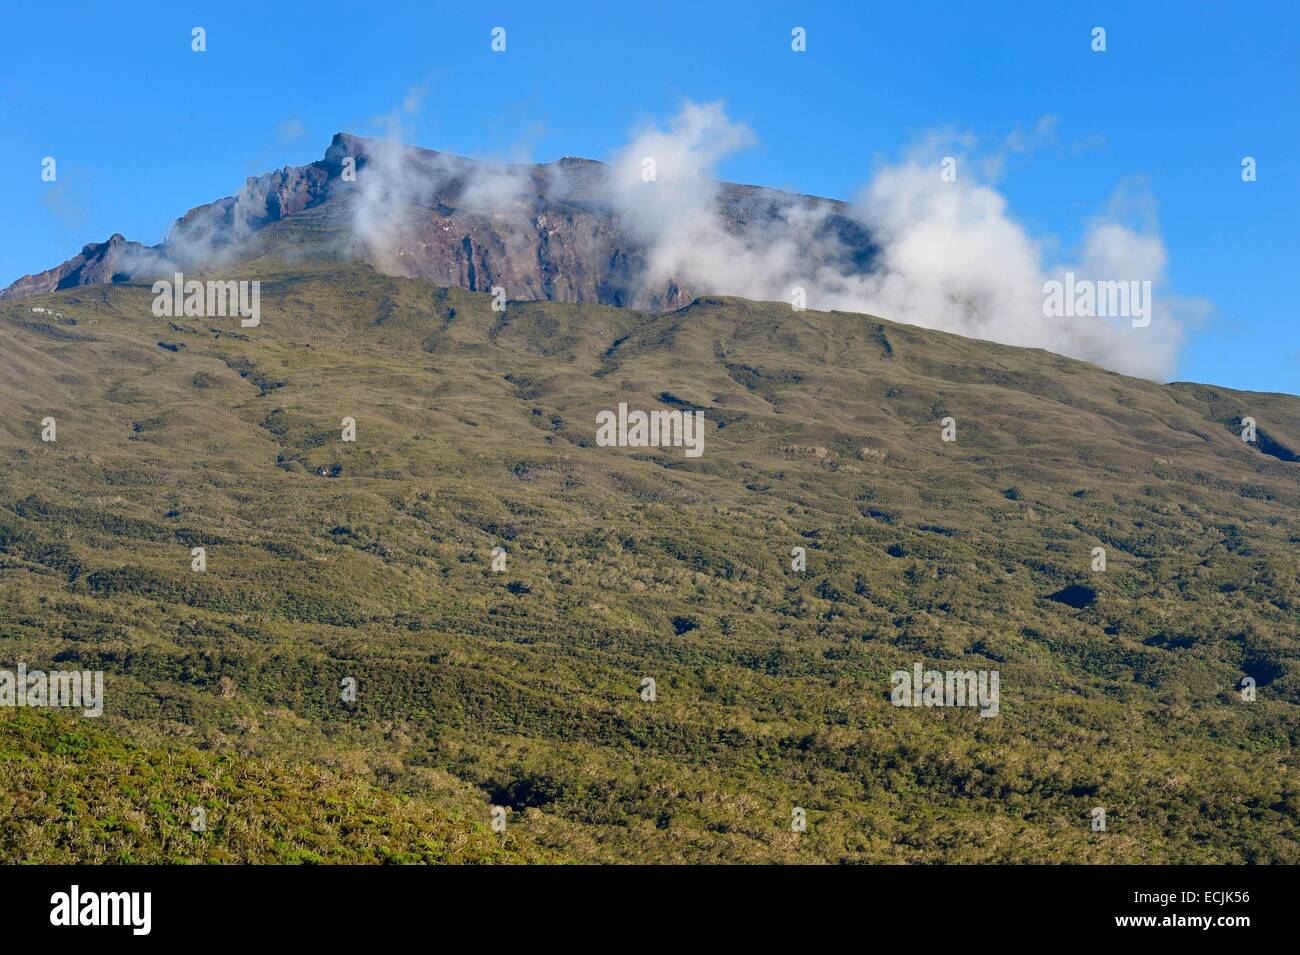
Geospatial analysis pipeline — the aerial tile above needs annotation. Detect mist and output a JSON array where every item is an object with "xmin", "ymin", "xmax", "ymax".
[
  {"xmin": 123, "ymin": 97, "xmax": 1204, "ymax": 380},
  {"xmin": 597, "ymin": 101, "xmax": 1201, "ymax": 379}
]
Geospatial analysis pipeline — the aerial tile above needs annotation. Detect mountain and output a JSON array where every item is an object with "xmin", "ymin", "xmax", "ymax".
[
  {"xmin": 1, "ymin": 133, "xmax": 875, "ymax": 312},
  {"xmin": 1, "ymin": 266, "xmax": 1296, "ymax": 863},
  {"xmin": 0, "ymin": 234, "xmax": 155, "ymax": 301}
]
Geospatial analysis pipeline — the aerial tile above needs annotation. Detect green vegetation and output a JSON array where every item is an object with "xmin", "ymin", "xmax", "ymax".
[
  {"xmin": 0, "ymin": 710, "xmax": 556, "ymax": 863},
  {"xmin": 0, "ymin": 265, "xmax": 1296, "ymax": 863}
]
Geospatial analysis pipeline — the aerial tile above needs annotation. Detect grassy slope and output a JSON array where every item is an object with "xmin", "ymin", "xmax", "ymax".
[{"xmin": 0, "ymin": 264, "xmax": 1296, "ymax": 863}]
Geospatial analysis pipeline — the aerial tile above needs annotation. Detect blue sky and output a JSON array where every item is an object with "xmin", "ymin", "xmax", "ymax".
[{"xmin": 1, "ymin": 1, "xmax": 1296, "ymax": 394}]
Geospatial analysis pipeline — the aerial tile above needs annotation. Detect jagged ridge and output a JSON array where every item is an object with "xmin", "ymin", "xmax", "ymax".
[{"xmin": 2, "ymin": 133, "xmax": 875, "ymax": 312}]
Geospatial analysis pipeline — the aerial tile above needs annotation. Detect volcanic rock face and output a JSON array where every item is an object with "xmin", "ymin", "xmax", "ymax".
[
  {"xmin": 2, "ymin": 133, "xmax": 876, "ymax": 311},
  {"xmin": 0, "ymin": 234, "xmax": 152, "ymax": 300}
]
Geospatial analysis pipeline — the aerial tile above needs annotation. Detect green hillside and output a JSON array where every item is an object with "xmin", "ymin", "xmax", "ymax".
[
  {"xmin": 1, "ymin": 264, "xmax": 1296, "ymax": 863},
  {"xmin": 0, "ymin": 709, "xmax": 557, "ymax": 864}
]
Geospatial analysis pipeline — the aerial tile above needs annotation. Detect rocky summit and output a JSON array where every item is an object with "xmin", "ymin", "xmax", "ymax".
[{"xmin": 2, "ymin": 133, "xmax": 875, "ymax": 314}]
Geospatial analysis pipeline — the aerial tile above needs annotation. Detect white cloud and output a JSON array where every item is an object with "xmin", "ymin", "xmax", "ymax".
[{"xmin": 598, "ymin": 102, "xmax": 1203, "ymax": 379}]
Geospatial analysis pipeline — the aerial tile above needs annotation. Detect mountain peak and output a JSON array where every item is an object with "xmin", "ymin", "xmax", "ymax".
[{"xmin": 1, "ymin": 132, "xmax": 873, "ymax": 312}]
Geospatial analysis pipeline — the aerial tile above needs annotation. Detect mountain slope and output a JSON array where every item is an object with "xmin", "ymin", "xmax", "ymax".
[{"xmin": 0, "ymin": 267, "xmax": 1296, "ymax": 863}]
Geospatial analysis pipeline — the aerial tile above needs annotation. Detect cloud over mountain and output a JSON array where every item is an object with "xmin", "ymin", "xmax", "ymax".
[
  {"xmin": 594, "ymin": 102, "xmax": 1200, "ymax": 379},
  {"xmin": 2, "ymin": 102, "xmax": 1206, "ymax": 379}
]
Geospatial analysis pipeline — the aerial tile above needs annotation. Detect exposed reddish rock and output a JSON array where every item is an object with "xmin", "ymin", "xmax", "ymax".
[{"xmin": 2, "ymin": 133, "xmax": 875, "ymax": 311}]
